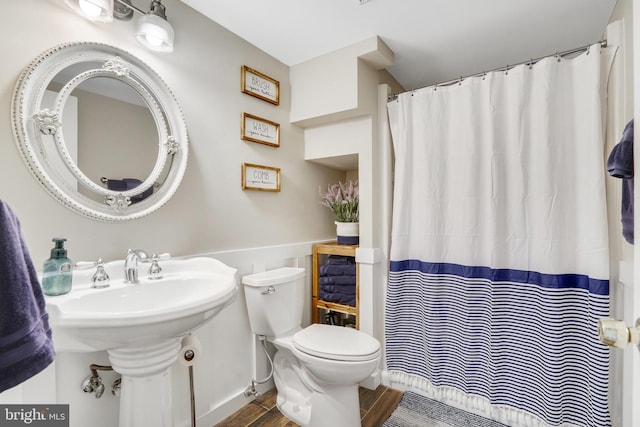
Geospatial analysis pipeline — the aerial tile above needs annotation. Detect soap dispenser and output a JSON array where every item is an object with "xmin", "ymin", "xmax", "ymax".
[{"xmin": 42, "ymin": 238, "xmax": 73, "ymax": 296}]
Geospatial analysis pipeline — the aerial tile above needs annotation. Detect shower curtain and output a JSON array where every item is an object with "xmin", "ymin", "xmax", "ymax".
[{"xmin": 386, "ymin": 45, "xmax": 615, "ymax": 427}]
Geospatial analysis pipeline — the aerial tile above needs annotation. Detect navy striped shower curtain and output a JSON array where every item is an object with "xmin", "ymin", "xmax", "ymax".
[{"xmin": 385, "ymin": 45, "xmax": 615, "ymax": 427}]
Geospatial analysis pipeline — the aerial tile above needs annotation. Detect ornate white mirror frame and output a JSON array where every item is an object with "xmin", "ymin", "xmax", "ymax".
[{"xmin": 11, "ymin": 42, "xmax": 188, "ymax": 222}]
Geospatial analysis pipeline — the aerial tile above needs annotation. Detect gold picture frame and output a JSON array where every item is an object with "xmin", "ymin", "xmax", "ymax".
[
  {"xmin": 242, "ymin": 163, "xmax": 281, "ymax": 192},
  {"xmin": 241, "ymin": 66, "xmax": 280, "ymax": 105},
  {"xmin": 241, "ymin": 113, "xmax": 280, "ymax": 147}
]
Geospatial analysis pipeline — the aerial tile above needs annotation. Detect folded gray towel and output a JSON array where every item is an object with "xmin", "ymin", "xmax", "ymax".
[
  {"xmin": 319, "ymin": 291, "xmax": 356, "ymax": 306},
  {"xmin": 326, "ymin": 255, "xmax": 355, "ymax": 265},
  {"xmin": 320, "ymin": 264, "xmax": 356, "ymax": 276},
  {"xmin": 0, "ymin": 200, "xmax": 55, "ymax": 392},
  {"xmin": 319, "ymin": 283, "xmax": 356, "ymax": 295},
  {"xmin": 319, "ymin": 276, "xmax": 357, "ymax": 286}
]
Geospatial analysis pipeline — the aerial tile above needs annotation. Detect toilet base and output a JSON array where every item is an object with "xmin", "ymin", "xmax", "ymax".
[
  {"xmin": 277, "ymin": 382, "xmax": 361, "ymax": 427},
  {"xmin": 272, "ymin": 347, "xmax": 363, "ymax": 427},
  {"xmin": 310, "ymin": 383, "xmax": 361, "ymax": 427}
]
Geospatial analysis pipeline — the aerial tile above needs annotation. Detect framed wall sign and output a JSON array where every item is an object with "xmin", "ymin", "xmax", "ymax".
[
  {"xmin": 241, "ymin": 113, "xmax": 280, "ymax": 147},
  {"xmin": 242, "ymin": 163, "xmax": 281, "ymax": 192},
  {"xmin": 241, "ymin": 66, "xmax": 280, "ymax": 105}
]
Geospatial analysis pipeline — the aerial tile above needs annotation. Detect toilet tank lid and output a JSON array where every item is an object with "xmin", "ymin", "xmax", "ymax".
[{"xmin": 242, "ymin": 267, "xmax": 306, "ymax": 287}]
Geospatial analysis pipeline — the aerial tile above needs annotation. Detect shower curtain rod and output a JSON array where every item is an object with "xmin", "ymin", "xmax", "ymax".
[{"xmin": 388, "ymin": 39, "xmax": 607, "ymax": 101}]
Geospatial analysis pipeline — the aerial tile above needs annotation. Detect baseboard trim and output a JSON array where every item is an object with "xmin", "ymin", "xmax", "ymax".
[{"xmin": 184, "ymin": 388, "xmax": 255, "ymax": 427}]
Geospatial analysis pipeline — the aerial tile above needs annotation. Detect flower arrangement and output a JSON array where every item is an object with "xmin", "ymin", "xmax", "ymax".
[{"xmin": 319, "ymin": 180, "xmax": 359, "ymax": 223}]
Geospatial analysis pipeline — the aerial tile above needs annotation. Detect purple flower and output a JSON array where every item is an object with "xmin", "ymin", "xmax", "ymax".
[{"xmin": 319, "ymin": 180, "xmax": 359, "ymax": 222}]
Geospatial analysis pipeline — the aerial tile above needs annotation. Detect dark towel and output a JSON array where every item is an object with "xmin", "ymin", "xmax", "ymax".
[
  {"xmin": 608, "ymin": 120, "xmax": 634, "ymax": 244},
  {"xmin": 319, "ymin": 276, "xmax": 357, "ymax": 286},
  {"xmin": 106, "ymin": 179, "xmax": 127, "ymax": 191},
  {"xmin": 319, "ymin": 284, "xmax": 356, "ymax": 295},
  {"xmin": 0, "ymin": 200, "xmax": 55, "ymax": 392},
  {"xmin": 326, "ymin": 255, "xmax": 355, "ymax": 265},
  {"xmin": 319, "ymin": 291, "xmax": 356, "ymax": 307},
  {"xmin": 107, "ymin": 178, "xmax": 154, "ymax": 204},
  {"xmin": 319, "ymin": 264, "xmax": 356, "ymax": 277}
]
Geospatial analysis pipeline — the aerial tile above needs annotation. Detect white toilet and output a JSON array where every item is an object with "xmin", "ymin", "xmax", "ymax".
[{"xmin": 242, "ymin": 267, "xmax": 381, "ymax": 427}]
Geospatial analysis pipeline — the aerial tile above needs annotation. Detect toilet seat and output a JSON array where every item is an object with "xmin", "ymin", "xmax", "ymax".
[{"xmin": 293, "ymin": 324, "xmax": 380, "ymax": 362}]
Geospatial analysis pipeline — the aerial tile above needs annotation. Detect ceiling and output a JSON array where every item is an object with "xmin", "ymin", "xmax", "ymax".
[{"xmin": 179, "ymin": 0, "xmax": 617, "ymax": 91}]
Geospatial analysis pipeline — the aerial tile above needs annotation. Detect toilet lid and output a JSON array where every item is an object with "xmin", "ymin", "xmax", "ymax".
[{"xmin": 293, "ymin": 324, "xmax": 381, "ymax": 362}]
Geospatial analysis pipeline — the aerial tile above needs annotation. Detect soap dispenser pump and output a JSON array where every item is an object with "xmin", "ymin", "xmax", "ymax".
[{"xmin": 42, "ymin": 238, "xmax": 73, "ymax": 296}]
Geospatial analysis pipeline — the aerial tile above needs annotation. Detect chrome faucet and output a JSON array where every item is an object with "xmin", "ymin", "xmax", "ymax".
[{"xmin": 124, "ymin": 249, "xmax": 149, "ymax": 284}]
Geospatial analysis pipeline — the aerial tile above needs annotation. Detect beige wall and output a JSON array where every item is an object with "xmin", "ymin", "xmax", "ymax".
[{"xmin": 2, "ymin": 0, "xmax": 344, "ymax": 266}]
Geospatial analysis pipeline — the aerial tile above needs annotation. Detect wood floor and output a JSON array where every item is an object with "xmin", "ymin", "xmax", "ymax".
[{"xmin": 215, "ymin": 385, "xmax": 403, "ymax": 427}]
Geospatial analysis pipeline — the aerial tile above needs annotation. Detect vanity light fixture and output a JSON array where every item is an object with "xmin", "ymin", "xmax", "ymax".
[
  {"xmin": 67, "ymin": 0, "xmax": 114, "ymax": 22},
  {"xmin": 65, "ymin": 0, "xmax": 175, "ymax": 53},
  {"xmin": 134, "ymin": 1, "xmax": 174, "ymax": 52}
]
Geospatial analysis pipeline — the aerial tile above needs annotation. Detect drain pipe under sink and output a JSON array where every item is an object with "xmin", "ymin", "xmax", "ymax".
[{"xmin": 81, "ymin": 364, "xmax": 120, "ymax": 399}]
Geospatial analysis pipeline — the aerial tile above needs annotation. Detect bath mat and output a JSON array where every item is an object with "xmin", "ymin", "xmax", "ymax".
[{"xmin": 383, "ymin": 392, "xmax": 508, "ymax": 427}]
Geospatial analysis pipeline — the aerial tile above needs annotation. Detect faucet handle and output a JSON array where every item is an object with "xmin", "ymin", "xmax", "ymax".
[
  {"xmin": 143, "ymin": 252, "xmax": 170, "ymax": 264},
  {"xmin": 148, "ymin": 253, "xmax": 169, "ymax": 280},
  {"xmin": 75, "ymin": 259, "xmax": 110, "ymax": 288},
  {"xmin": 92, "ymin": 260, "xmax": 110, "ymax": 289},
  {"xmin": 76, "ymin": 259, "xmax": 101, "ymax": 269}
]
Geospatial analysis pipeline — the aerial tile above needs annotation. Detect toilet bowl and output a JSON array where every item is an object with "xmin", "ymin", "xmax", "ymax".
[
  {"xmin": 242, "ymin": 267, "xmax": 381, "ymax": 427},
  {"xmin": 292, "ymin": 323, "xmax": 380, "ymax": 383}
]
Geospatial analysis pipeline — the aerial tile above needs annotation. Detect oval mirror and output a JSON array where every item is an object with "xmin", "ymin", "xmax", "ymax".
[{"xmin": 11, "ymin": 42, "xmax": 188, "ymax": 221}]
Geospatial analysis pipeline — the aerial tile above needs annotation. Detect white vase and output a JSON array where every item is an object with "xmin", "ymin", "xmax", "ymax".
[{"xmin": 335, "ymin": 221, "xmax": 359, "ymax": 245}]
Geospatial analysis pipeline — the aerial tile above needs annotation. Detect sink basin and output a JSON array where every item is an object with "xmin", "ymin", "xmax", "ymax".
[{"xmin": 45, "ymin": 256, "xmax": 238, "ymax": 352}]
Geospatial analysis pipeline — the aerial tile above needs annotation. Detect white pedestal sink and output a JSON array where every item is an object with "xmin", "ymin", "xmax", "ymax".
[{"xmin": 45, "ymin": 257, "xmax": 238, "ymax": 427}]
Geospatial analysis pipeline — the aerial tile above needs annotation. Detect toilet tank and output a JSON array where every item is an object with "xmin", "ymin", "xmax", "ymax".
[{"xmin": 242, "ymin": 267, "xmax": 306, "ymax": 337}]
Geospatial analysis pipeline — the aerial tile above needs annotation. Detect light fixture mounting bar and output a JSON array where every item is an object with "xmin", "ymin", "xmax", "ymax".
[{"xmin": 113, "ymin": 0, "xmax": 144, "ymax": 20}]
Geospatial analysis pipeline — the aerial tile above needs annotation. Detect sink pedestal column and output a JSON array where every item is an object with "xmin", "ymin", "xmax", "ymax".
[{"xmin": 108, "ymin": 338, "xmax": 182, "ymax": 427}]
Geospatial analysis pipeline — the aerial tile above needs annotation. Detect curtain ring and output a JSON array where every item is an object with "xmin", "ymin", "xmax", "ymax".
[
  {"xmin": 504, "ymin": 65, "xmax": 509, "ymax": 76},
  {"xmin": 458, "ymin": 76, "xmax": 463, "ymax": 86},
  {"xmin": 528, "ymin": 59, "xmax": 533, "ymax": 70},
  {"xmin": 481, "ymin": 72, "xmax": 486, "ymax": 81},
  {"xmin": 556, "ymin": 52, "xmax": 561, "ymax": 62}
]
